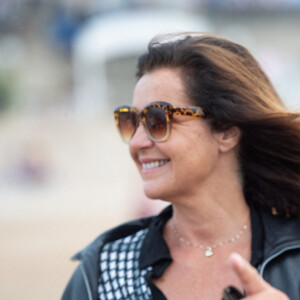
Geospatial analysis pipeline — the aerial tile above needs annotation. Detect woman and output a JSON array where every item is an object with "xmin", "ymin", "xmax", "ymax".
[{"xmin": 62, "ymin": 33, "xmax": 300, "ymax": 300}]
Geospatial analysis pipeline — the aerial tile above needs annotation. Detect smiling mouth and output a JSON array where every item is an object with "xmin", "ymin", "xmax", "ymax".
[{"xmin": 142, "ymin": 160, "xmax": 169, "ymax": 171}]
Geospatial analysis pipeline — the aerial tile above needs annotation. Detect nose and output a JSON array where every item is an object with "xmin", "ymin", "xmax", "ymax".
[{"xmin": 129, "ymin": 122, "xmax": 154, "ymax": 150}]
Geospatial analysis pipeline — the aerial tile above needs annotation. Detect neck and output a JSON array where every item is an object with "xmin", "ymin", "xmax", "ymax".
[{"xmin": 169, "ymin": 170, "xmax": 250, "ymax": 245}]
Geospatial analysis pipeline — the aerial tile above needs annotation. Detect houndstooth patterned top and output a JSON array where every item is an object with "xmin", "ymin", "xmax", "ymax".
[{"xmin": 98, "ymin": 228, "xmax": 153, "ymax": 300}]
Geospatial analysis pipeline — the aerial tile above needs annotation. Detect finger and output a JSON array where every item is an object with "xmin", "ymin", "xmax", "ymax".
[{"xmin": 229, "ymin": 252, "xmax": 270, "ymax": 295}]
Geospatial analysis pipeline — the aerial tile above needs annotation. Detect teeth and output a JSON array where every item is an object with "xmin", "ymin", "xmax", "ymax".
[{"xmin": 142, "ymin": 160, "xmax": 168, "ymax": 170}]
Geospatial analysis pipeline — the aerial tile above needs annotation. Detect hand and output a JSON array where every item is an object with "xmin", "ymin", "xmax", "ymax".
[{"xmin": 229, "ymin": 253, "xmax": 289, "ymax": 300}]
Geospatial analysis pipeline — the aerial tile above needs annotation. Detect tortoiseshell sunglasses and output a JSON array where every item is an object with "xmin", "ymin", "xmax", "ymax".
[{"xmin": 114, "ymin": 101, "xmax": 206, "ymax": 143}]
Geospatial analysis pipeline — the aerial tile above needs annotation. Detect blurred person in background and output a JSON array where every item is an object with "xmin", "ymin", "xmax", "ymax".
[{"xmin": 62, "ymin": 33, "xmax": 300, "ymax": 300}]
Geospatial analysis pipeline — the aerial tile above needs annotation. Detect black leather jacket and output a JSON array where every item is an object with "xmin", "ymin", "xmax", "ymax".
[{"xmin": 61, "ymin": 207, "xmax": 300, "ymax": 300}]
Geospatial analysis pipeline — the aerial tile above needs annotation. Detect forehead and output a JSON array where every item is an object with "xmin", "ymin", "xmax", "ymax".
[{"xmin": 132, "ymin": 68, "xmax": 193, "ymax": 110}]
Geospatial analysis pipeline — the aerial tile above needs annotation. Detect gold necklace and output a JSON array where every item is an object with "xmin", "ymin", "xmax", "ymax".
[{"xmin": 170, "ymin": 221, "xmax": 248, "ymax": 257}]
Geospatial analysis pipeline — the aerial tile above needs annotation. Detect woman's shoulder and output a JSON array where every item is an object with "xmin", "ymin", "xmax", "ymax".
[
  {"xmin": 62, "ymin": 210, "xmax": 172, "ymax": 300},
  {"xmin": 256, "ymin": 205, "xmax": 300, "ymax": 254}
]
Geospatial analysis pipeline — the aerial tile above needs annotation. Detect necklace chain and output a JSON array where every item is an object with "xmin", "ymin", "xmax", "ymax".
[{"xmin": 170, "ymin": 220, "xmax": 248, "ymax": 258}]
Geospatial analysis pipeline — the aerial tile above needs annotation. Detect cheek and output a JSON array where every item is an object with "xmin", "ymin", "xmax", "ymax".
[{"xmin": 173, "ymin": 138, "xmax": 219, "ymax": 178}]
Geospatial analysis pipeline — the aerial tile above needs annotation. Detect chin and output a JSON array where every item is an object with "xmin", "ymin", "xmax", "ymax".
[
  {"xmin": 143, "ymin": 182, "xmax": 174, "ymax": 202},
  {"xmin": 144, "ymin": 188, "xmax": 161, "ymax": 200},
  {"xmin": 143, "ymin": 183, "xmax": 163, "ymax": 199}
]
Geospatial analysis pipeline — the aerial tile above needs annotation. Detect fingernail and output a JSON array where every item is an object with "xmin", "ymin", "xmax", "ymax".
[{"xmin": 230, "ymin": 252, "xmax": 244, "ymax": 270}]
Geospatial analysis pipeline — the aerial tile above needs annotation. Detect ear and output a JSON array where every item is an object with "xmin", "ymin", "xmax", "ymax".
[{"xmin": 214, "ymin": 126, "xmax": 241, "ymax": 153}]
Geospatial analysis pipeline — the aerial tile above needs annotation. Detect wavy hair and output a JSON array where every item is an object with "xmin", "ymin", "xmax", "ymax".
[{"xmin": 136, "ymin": 32, "xmax": 300, "ymax": 218}]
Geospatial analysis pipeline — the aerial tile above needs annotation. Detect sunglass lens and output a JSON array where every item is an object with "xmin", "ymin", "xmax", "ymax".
[
  {"xmin": 145, "ymin": 107, "xmax": 167, "ymax": 141},
  {"xmin": 118, "ymin": 111, "xmax": 137, "ymax": 142}
]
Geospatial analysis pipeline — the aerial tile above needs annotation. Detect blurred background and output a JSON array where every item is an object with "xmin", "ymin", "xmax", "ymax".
[{"xmin": 0, "ymin": 1, "xmax": 299, "ymax": 299}]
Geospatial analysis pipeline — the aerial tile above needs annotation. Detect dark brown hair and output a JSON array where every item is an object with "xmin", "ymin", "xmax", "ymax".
[{"xmin": 137, "ymin": 32, "xmax": 300, "ymax": 218}]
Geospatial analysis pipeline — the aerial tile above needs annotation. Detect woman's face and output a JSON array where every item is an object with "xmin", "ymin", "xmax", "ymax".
[{"xmin": 130, "ymin": 68, "xmax": 224, "ymax": 201}]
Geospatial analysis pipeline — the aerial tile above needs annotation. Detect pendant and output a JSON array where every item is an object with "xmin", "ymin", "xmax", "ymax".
[{"xmin": 205, "ymin": 247, "xmax": 213, "ymax": 257}]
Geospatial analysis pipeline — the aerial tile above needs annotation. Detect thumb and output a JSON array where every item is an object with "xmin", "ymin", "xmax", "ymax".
[{"xmin": 229, "ymin": 252, "xmax": 270, "ymax": 296}]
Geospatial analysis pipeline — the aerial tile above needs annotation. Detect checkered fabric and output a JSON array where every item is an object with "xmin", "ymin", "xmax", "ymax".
[{"xmin": 98, "ymin": 228, "xmax": 153, "ymax": 300}]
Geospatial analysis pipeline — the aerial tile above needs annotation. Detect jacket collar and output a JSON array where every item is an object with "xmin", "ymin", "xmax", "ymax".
[
  {"xmin": 139, "ymin": 206, "xmax": 172, "ymax": 274},
  {"xmin": 259, "ymin": 208, "xmax": 300, "ymax": 257}
]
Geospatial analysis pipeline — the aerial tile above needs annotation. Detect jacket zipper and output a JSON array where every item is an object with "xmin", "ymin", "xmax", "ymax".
[{"xmin": 259, "ymin": 244, "xmax": 300, "ymax": 277}]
